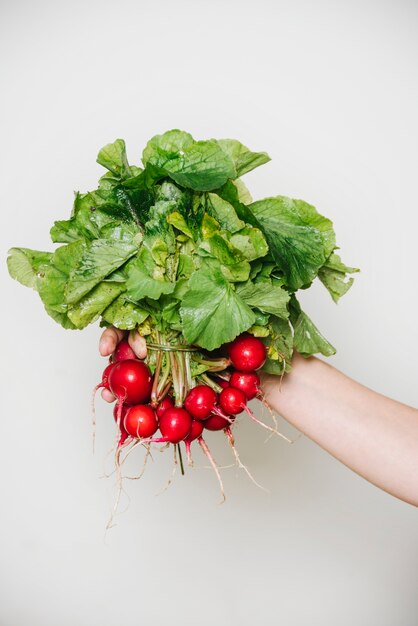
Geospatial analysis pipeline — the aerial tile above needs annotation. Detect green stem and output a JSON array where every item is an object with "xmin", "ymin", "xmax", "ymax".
[
  {"xmin": 151, "ymin": 348, "xmax": 163, "ymax": 406},
  {"xmin": 170, "ymin": 351, "xmax": 182, "ymax": 407},
  {"xmin": 178, "ymin": 351, "xmax": 187, "ymax": 404},
  {"xmin": 185, "ymin": 351, "xmax": 193, "ymax": 393},
  {"xmin": 177, "ymin": 443, "xmax": 185, "ymax": 476},
  {"xmin": 192, "ymin": 356, "xmax": 231, "ymax": 371},
  {"xmin": 199, "ymin": 373, "xmax": 223, "ymax": 393},
  {"xmin": 156, "ymin": 355, "xmax": 171, "ymax": 399}
]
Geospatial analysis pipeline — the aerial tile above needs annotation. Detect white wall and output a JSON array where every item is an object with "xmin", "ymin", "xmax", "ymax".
[{"xmin": 1, "ymin": 1, "xmax": 417, "ymax": 625}]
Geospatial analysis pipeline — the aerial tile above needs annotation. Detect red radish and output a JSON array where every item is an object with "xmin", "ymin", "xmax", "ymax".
[
  {"xmin": 217, "ymin": 379, "xmax": 230, "ymax": 389},
  {"xmin": 113, "ymin": 402, "xmax": 131, "ymax": 423},
  {"xmin": 184, "ymin": 420, "xmax": 204, "ymax": 463},
  {"xmin": 228, "ymin": 334, "xmax": 267, "ymax": 372},
  {"xmin": 219, "ymin": 387, "xmax": 247, "ymax": 415},
  {"xmin": 92, "ymin": 362, "xmax": 117, "ymax": 451},
  {"xmin": 109, "ymin": 360, "xmax": 153, "ymax": 431},
  {"xmin": 219, "ymin": 385, "xmax": 283, "ymax": 439},
  {"xmin": 159, "ymin": 407, "xmax": 192, "ymax": 443},
  {"xmin": 156, "ymin": 396, "xmax": 174, "ymax": 419},
  {"xmin": 109, "ymin": 360, "xmax": 152, "ymax": 405},
  {"xmin": 124, "ymin": 405, "xmax": 158, "ymax": 439},
  {"xmin": 113, "ymin": 402, "xmax": 130, "ymax": 445},
  {"xmin": 230, "ymin": 371, "xmax": 260, "ymax": 400},
  {"xmin": 184, "ymin": 385, "xmax": 217, "ymax": 421},
  {"xmin": 205, "ymin": 412, "xmax": 234, "ymax": 431},
  {"xmin": 101, "ymin": 363, "xmax": 116, "ymax": 389},
  {"xmin": 92, "ymin": 362, "xmax": 115, "ymax": 404},
  {"xmin": 112, "ymin": 339, "xmax": 137, "ymax": 362},
  {"xmin": 185, "ymin": 420, "xmax": 204, "ymax": 442}
]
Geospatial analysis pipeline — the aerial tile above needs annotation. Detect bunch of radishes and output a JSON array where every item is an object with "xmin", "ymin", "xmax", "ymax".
[{"xmin": 95, "ymin": 333, "xmax": 284, "ymax": 499}]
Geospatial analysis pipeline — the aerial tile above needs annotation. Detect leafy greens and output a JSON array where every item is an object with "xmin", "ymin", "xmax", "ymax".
[{"xmin": 7, "ymin": 130, "xmax": 358, "ymax": 371}]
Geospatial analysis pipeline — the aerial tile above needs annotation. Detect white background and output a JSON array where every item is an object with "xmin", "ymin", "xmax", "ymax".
[{"xmin": 1, "ymin": 1, "xmax": 417, "ymax": 625}]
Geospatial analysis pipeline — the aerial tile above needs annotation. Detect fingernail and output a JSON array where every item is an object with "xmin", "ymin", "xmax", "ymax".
[{"xmin": 99, "ymin": 338, "xmax": 108, "ymax": 354}]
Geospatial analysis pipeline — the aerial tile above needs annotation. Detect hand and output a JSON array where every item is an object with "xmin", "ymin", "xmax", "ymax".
[{"xmin": 98, "ymin": 326, "xmax": 147, "ymax": 402}]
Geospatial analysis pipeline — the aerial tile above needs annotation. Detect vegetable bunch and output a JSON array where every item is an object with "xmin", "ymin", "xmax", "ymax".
[{"xmin": 7, "ymin": 130, "xmax": 358, "ymax": 500}]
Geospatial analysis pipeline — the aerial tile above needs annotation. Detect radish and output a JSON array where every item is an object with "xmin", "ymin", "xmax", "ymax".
[
  {"xmin": 112, "ymin": 339, "xmax": 137, "ymax": 362},
  {"xmin": 92, "ymin": 362, "xmax": 117, "ymax": 451},
  {"xmin": 124, "ymin": 405, "xmax": 158, "ymax": 439},
  {"xmin": 219, "ymin": 387, "xmax": 247, "ymax": 415},
  {"xmin": 113, "ymin": 402, "xmax": 130, "ymax": 446},
  {"xmin": 159, "ymin": 407, "xmax": 192, "ymax": 443},
  {"xmin": 92, "ymin": 362, "xmax": 115, "ymax": 404},
  {"xmin": 184, "ymin": 420, "xmax": 204, "ymax": 464},
  {"xmin": 229, "ymin": 371, "xmax": 260, "ymax": 400},
  {"xmin": 185, "ymin": 420, "xmax": 204, "ymax": 442},
  {"xmin": 184, "ymin": 385, "xmax": 217, "ymax": 421},
  {"xmin": 228, "ymin": 334, "xmax": 267, "ymax": 372},
  {"xmin": 156, "ymin": 396, "xmax": 174, "ymax": 419},
  {"xmin": 109, "ymin": 359, "xmax": 153, "ymax": 431},
  {"xmin": 205, "ymin": 412, "xmax": 234, "ymax": 431},
  {"xmin": 219, "ymin": 385, "xmax": 286, "ymax": 438},
  {"xmin": 109, "ymin": 360, "xmax": 152, "ymax": 405}
]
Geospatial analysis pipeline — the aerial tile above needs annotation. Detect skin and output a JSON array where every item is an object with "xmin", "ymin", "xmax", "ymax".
[{"xmin": 99, "ymin": 327, "xmax": 418, "ymax": 507}]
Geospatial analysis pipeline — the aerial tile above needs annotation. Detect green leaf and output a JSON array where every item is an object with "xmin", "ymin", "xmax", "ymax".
[
  {"xmin": 144, "ymin": 131, "xmax": 237, "ymax": 192},
  {"xmin": 50, "ymin": 191, "xmax": 118, "ymax": 244},
  {"xmin": 180, "ymin": 268, "xmax": 255, "ymax": 350},
  {"xmin": 44, "ymin": 306, "xmax": 78, "ymax": 329},
  {"xmin": 236, "ymin": 280, "xmax": 290, "ymax": 318},
  {"xmin": 201, "ymin": 213, "xmax": 220, "ymax": 239},
  {"xmin": 290, "ymin": 296, "xmax": 335, "ymax": 357},
  {"xmin": 217, "ymin": 181, "xmax": 261, "ymax": 226},
  {"xmin": 229, "ymin": 226, "xmax": 268, "ymax": 261},
  {"xmin": 261, "ymin": 317, "xmax": 293, "ymax": 374},
  {"xmin": 166, "ymin": 212, "xmax": 194, "ymax": 239},
  {"xmin": 97, "ymin": 139, "xmax": 132, "ymax": 178},
  {"xmin": 125, "ymin": 257, "xmax": 175, "ymax": 300},
  {"xmin": 318, "ymin": 253, "xmax": 359, "ymax": 303},
  {"xmin": 142, "ymin": 129, "xmax": 195, "ymax": 165},
  {"xmin": 7, "ymin": 248, "xmax": 52, "ymax": 289},
  {"xmin": 249, "ymin": 325, "xmax": 270, "ymax": 337},
  {"xmin": 66, "ymin": 237, "xmax": 139, "ymax": 304},
  {"xmin": 36, "ymin": 241, "xmax": 86, "ymax": 328},
  {"xmin": 206, "ymin": 193, "xmax": 245, "ymax": 233},
  {"xmin": 102, "ymin": 296, "xmax": 149, "ymax": 329},
  {"xmin": 67, "ymin": 282, "xmax": 124, "ymax": 329},
  {"xmin": 164, "ymin": 141, "xmax": 236, "ymax": 191},
  {"xmin": 217, "ymin": 138, "xmax": 271, "ymax": 176},
  {"xmin": 198, "ymin": 233, "xmax": 251, "ymax": 282},
  {"xmin": 249, "ymin": 196, "xmax": 336, "ymax": 290},
  {"xmin": 50, "ymin": 220, "xmax": 85, "ymax": 244},
  {"xmin": 177, "ymin": 254, "xmax": 195, "ymax": 278},
  {"xmin": 232, "ymin": 179, "xmax": 253, "ymax": 204}
]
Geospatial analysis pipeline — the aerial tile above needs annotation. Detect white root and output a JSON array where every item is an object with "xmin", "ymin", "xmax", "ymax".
[
  {"xmin": 224, "ymin": 428, "xmax": 268, "ymax": 492},
  {"xmin": 198, "ymin": 437, "xmax": 225, "ymax": 504},
  {"xmin": 243, "ymin": 405, "xmax": 293, "ymax": 443},
  {"xmin": 156, "ymin": 444, "xmax": 177, "ymax": 495}
]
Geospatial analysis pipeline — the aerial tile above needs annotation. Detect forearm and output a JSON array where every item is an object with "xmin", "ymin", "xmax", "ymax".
[{"xmin": 261, "ymin": 354, "xmax": 418, "ymax": 506}]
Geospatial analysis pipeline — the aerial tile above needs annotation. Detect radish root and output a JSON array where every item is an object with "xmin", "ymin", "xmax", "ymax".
[
  {"xmin": 224, "ymin": 427, "xmax": 268, "ymax": 492},
  {"xmin": 242, "ymin": 405, "xmax": 293, "ymax": 443},
  {"xmin": 156, "ymin": 444, "xmax": 178, "ymax": 495},
  {"xmin": 198, "ymin": 436, "xmax": 225, "ymax": 504}
]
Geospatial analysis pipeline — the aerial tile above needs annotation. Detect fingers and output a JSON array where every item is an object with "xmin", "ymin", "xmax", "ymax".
[
  {"xmin": 128, "ymin": 330, "xmax": 148, "ymax": 359},
  {"xmin": 101, "ymin": 388, "xmax": 116, "ymax": 403},
  {"xmin": 99, "ymin": 326, "xmax": 125, "ymax": 357}
]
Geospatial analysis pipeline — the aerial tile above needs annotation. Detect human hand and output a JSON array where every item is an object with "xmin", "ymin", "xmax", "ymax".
[{"xmin": 98, "ymin": 326, "xmax": 147, "ymax": 402}]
